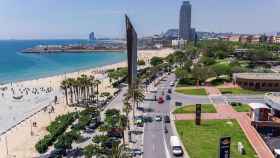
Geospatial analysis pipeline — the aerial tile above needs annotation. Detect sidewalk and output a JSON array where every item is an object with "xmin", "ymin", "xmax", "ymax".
[{"xmin": 174, "ymin": 86, "xmax": 274, "ymax": 158}]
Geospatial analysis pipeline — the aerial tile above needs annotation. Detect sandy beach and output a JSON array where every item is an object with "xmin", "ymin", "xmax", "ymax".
[{"xmin": 0, "ymin": 48, "xmax": 173, "ymax": 158}]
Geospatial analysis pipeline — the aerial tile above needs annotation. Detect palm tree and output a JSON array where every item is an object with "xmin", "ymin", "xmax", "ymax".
[
  {"xmin": 67, "ymin": 78, "xmax": 75, "ymax": 104},
  {"xmin": 89, "ymin": 75, "xmax": 95, "ymax": 102},
  {"xmin": 95, "ymin": 79, "xmax": 101, "ymax": 103},
  {"xmin": 119, "ymin": 115, "xmax": 128, "ymax": 144},
  {"xmin": 122, "ymin": 97, "xmax": 132, "ymax": 130},
  {"xmin": 61, "ymin": 80, "xmax": 69, "ymax": 105},
  {"xmin": 111, "ymin": 143, "xmax": 129, "ymax": 158},
  {"xmin": 125, "ymin": 79, "xmax": 145, "ymax": 119}
]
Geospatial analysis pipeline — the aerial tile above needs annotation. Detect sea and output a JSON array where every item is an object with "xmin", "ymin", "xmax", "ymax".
[{"xmin": 0, "ymin": 39, "xmax": 127, "ymax": 84}]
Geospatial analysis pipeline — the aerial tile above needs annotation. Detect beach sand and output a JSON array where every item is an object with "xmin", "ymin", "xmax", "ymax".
[{"xmin": 0, "ymin": 48, "xmax": 174, "ymax": 158}]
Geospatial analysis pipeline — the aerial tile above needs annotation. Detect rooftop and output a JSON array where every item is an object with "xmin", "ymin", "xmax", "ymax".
[
  {"xmin": 234, "ymin": 73, "xmax": 280, "ymax": 80},
  {"xmin": 264, "ymin": 92, "xmax": 280, "ymax": 111},
  {"xmin": 248, "ymin": 103, "xmax": 269, "ymax": 110}
]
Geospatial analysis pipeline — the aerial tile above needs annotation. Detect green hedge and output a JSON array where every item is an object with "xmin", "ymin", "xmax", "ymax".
[{"xmin": 35, "ymin": 113, "xmax": 76, "ymax": 153}]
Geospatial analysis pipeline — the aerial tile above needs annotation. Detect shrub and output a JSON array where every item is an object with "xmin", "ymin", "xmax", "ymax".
[
  {"xmin": 35, "ymin": 134, "xmax": 53, "ymax": 153},
  {"xmin": 178, "ymin": 78, "xmax": 196, "ymax": 86},
  {"xmin": 35, "ymin": 113, "xmax": 76, "ymax": 153}
]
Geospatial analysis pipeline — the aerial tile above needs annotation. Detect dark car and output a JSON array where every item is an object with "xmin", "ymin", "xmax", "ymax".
[
  {"xmin": 158, "ymin": 96, "xmax": 164, "ymax": 104},
  {"xmin": 66, "ymin": 148, "xmax": 83, "ymax": 157},
  {"xmin": 49, "ymin": 149, "xmax": 66, "ymax": 158},
  {"xmin": 107, "ymin": 128, "xmax": 123, "ymax": 138},
  {"xmin": 102, "ymin": 138, "xmax": 121, "ymax": 149},
  {"xmin": 166, "ymin": 95, "xmax": 171, "ymax": 100},
  {"xmin": 164, "ymin": 115, "xmax": 170, "ymax": 123},
  {"xmin": 168, "ymin": 89, "xmax": 172, "ymax": 94}
]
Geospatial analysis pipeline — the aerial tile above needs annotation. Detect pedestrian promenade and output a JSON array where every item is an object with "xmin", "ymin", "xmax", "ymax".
[{"xmin": 175, "ymin": 86, "xmax": 274, "ymax": 158}]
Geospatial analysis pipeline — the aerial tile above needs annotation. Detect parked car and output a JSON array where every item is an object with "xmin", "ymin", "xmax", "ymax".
[
  {"xmin": 66, "ymin": 148, "xmax": 83, "ymax": 157},
  {"xmin": 155, "ymin": 115, "xmax": 162, "ymax": 121},
  {"xmin": 169, "ymin": 82, "xmax": 175, "ymax": 87},
  {"xmin": 85, "ymin": 127, "xmax": 95, "ymax": 133},
  {"xmin": 135, "ymin": 116, "xmax": 144, "ymax": 127},
  {"xmin": 164, "ymin": 115, "xmax": 170, "ymax": 123},
  {"xmin": 49, "ymin": 149, "xmax": 66, "ymax": 158},
  {"xmin": 102, "ymin": 139, "xmax": 120, "ymax": 149},
  {"xmin": 107, "ymin": 128, "xmax": 123, "ymax": 138},
  {"xmin": 129, "ymin": 149, "xmax": 143, "ymax": 156}
]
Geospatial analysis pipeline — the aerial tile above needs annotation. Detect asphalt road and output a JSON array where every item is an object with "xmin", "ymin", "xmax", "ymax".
[{"xmin": 143, "ymin": 74, "xmax": 184, "ymax": 158}]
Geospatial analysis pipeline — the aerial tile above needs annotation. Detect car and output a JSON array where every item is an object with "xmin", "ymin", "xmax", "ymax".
[
  {"xmin": 135, "ymin": 116, "xmax": 144, "ymax": 127},
  {"xmin": 155, "ymin": 115, "xmax": 162, "ymax": 121},
  {"xmin": 143, "ymin": 116, "xmax": 153, "ymax": 123},
  {"xmin": 107, "ymin": 128, "xmax": 123, "ymax": 138},
  {"xmin": 166, "ymin": 94, "xmax": 171, "ymax": 100},
  {"xmin": 131, "ymin": 149, "xmax": 143, "ymax": 156},
  {"xmin": 49, "ymin": 148, "xmax": 66, "ymax": 158},
  {"xmin": 85, "ymin": 127, "xmax": 95, "ymax": 133},
  {"xmin": 164, "ymin": 115, "xmax": 170, "ymax": 123},
  {"xmin": 168, "ymin": 89, "xmax": 172, "ymax": 94},
  {"xmin": 170, "ymin": 82, "xmax": 175, "ymax": 87},
  {"xmin": 158, "ymin": 96, "xmax": 164, "ymax": 104},
  {"xmin": 66, "ymin": 148, "xmax": 83, "ymax": 157}
]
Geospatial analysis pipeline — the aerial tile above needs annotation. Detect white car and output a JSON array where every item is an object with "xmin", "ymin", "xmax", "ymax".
[
  {"xmin": 155, "ymin": 115, "xmax": 162, "ymax": 121},
  {"xmin": 170, "ymin": 136, "xmax": 183, "ymax": 156},
  {"xmin": 169, "ymin": 82, "xmax": 175, "ymax": 87}
]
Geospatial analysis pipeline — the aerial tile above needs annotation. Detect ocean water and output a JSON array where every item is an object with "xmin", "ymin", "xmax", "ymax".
[{"xmin": 0, "ymin": 39, "xmax": 126, "ymax": 84}]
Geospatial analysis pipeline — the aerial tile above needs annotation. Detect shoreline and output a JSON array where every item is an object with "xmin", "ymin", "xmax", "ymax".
[
  {"xmin": 0, "ymin": 58, "xmax": 127, "ymax": 85},
  {"xmin": 22, "ymin": 49, "xmax": 123, "ymax": 53},
  {"xmin": 0, "ymin": 48, "xmax": 174, "ymax": 158}
]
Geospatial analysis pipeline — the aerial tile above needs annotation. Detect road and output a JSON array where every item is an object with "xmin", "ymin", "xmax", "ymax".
[
  {"xmin": 102, "ymin": 73, "xmax": 265, "ymax": 158},
  {"xmin": 143, "ymin": 74, "xmax": 185, "ymax": 158}
]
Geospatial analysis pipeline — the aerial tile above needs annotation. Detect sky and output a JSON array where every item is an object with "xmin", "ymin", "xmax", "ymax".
[{"xmin": 0, "ymin": 0, "xmax": 279, "ymax": 39}]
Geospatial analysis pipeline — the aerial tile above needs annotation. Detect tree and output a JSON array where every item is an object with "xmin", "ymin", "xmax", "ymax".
[
  {"xmin": 95, "ymin": 79, "xmax": 101, "ymax": 102},
  {"xmin": 199, "ymin": 56, "xmax": 216, "ymax": 66},
  {"xmin": 192, "ymin": 65, "xmax": 216, "ymax": 84},
  {"xmin": 137, "ymin": 60, "xmax": 146, "ymax": 66},
  {"xmin": 61, "ymin": 80, "xmax": 69, "ymax": 105},
  {"xmin": 175, "ymin": 68, "xmax": 189, "ymax": 79},
  {"xmin": 211, "ymin": 63, "xmax": 231, "ymax": 76},
  {"xmin": 111, "ymin": 143, "xmax": 130, "ymax": 158},
  {"xmin": 173, "ymin": 51, "xmax": 186, "ymax": 67},
  {"xmin": 124, "ymin": 79, "xmax": 144, "ymax": 119},
  {"xmin": 150, "ymin": 56, "xmax": 163, "ymax": 66},
  {"xmin": 122, "ymin": 97, "xmax": 132, "ymax": 130}
]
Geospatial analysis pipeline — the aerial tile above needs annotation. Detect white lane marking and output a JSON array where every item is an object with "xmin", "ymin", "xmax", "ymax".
[
  {"xmin": 162, "ymin": 121, "xmax": 171, "ymax": 158},
  {"xmin": 153, "ymin": 144, "xmax": 156, "ymax": 151}
]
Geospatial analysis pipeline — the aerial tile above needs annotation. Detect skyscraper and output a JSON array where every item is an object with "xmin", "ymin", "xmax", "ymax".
[
  {"xmin": 179, "ymin": 1, "xmax": 192, "ymax": 41},
  {"xmin": 89, "ymin": 32, "xmax": 96, "ymax": 41}
]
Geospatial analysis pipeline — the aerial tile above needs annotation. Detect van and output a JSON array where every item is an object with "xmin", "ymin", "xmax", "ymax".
[
  {"xmin": 170, "ymin": 136, "xmax": 183, "ymax": 156},
  {"xmin": 274, "ymin": 149, "xmax": 280, "ymax": 158}
]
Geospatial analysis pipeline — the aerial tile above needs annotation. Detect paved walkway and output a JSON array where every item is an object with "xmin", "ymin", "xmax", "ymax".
[{"xmin": 175, "ymin": 86, "xmax": 274, "ymax": 158}]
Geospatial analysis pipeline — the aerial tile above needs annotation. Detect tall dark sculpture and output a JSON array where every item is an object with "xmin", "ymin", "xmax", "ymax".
[{"xmin": 125, "ymin": 15, "xmax": 138, "ymax": 89}]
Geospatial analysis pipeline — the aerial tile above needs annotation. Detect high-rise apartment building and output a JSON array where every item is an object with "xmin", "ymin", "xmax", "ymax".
[
  {"xmin": 179, "ymin": 1, "xmax": 192, "ymax": 41},
  {"xmin": 89, "ymin": 32, "xmax": 96, "ymax": 41}
]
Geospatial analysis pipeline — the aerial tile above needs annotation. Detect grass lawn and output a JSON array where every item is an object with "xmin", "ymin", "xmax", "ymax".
[
  {"xmin": 232, "ymin": 104, "xmax": 251, "ymax": 112},
  {"xmin": 176, "ymin": 120, "xmax": 257, "ymax": 158},
  {"xmin": 219, "ymin": 87, "xmax": 264, "ymax": 95},
  {"xmin": 174, "ymin": 104, "xmax": 216, "ymax": 114},
  {"xmin": 176, "ymin": 87, "xmax": 207, "ymax": 96}
]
